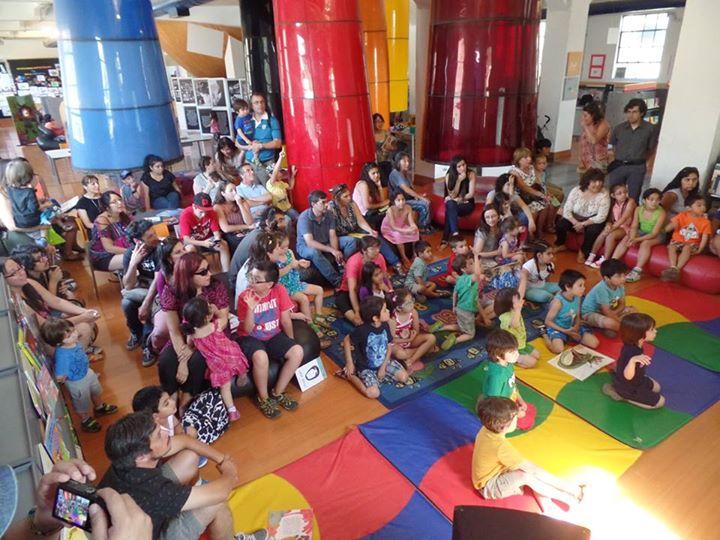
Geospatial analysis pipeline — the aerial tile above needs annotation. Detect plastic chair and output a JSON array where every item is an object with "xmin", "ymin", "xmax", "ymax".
[{"xmin": 85, "ymin": 249, "xmax": 120, "ymax": 300}]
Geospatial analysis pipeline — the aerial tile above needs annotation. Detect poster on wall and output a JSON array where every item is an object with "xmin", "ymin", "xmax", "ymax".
[
  {"xmin": 588, "ymin": 54, "xmax": 606, "ymax": 80},
  {"xmin": 194, "ymin": 79, "xmax": 210, "ymax": 106},
  {"xmin": 209, "ymin": 79, "xmax": 227, "ymax": 107},
  {"xmin": 184, "ymin": 106, "xmax": 200, "ymax": 131},
  {"xmin": 198, "ymin": 108, "xmax": 213, "ymax": 135},
  {"xmin": 227, "ymin": 79, "xmax": 242, "ymax": 100},
  {"xmin": 7, "ymin": 95, "xmax": 41, "ymax": 145},
  {"xmin": 8, "ymin": 58, "xmax": 62, "ymax": 91},
  {"xmin": 179, "ymin": 78, "xmax": 195, "ymax": 104},
  {"xmin": 171, "ymin": 79, "xmax": 181, "ymax": 102},
  {"xmin": 213, "ymin": 109, "xmax": 231, "ymax": 136}
]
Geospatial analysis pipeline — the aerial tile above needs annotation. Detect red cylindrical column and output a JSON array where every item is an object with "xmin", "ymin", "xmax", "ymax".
[
  {"xmin": 422, "ymin": 0, "xmax": 541, "ymax": 165},
  {"xmin": 273, "ymin": 0, "xmax": 376, "ymax": 210}
]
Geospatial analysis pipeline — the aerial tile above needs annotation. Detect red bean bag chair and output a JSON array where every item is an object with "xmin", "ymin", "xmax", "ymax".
[
  {"xmin": 624, "ymin": 244, "xmax": 720, "ymax": 294},
  {"xmin": 431, "ymin": 176, "xmax": 495, "ymax": 231},
  {"xmin": 565, "ymin": 231, "xmax": 584, "ymax": 252},
  {"xmin": 175, "ymin": 173, "xmax": 195, "ymax": 208}
]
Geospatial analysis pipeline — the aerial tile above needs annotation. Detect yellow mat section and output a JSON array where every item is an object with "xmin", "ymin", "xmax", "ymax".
[
  {"xmin": 511, "ymin": 404, "xmax": 641, "ymax": 481},
  {"xmin": 626, "ymin": 296, "xmax": 689, "ymax": 327},
  {"xmin": 228, "ymin": 473, "xmax": 320, "ymax": 538},
  {"xmin": 515, "ymin": 338, "xmax": 575, "ymax": 399}
]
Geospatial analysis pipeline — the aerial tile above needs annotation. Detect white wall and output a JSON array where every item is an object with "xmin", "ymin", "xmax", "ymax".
[
  {"xmin": 581, "ymin": 8, "xmax": 683, "ymax": 82},
  {"xmin": 0, "ymin": 39, "xmax": 58, "ymax": 61}
]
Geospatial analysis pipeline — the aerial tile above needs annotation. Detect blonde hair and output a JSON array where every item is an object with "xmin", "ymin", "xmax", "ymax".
[
  {"xmin": 512, "ymin": 147, "xmax": 532, "ymax": 166},
  {"xmin": 4, "ymin": 158, "xmax": 34, "ymax": 188}
]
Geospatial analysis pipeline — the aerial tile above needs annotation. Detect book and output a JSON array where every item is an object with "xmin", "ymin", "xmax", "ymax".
[
  {"xmin": 37, "ymin": 363, "xmax": 59, "ymax": 416},
  {"xmin": 548, "ymin": 345, "xmax": 614, "ymax": 381},
  {"xmin": 44, "ymin": 412, "xmax": 70, "ymax": 463},
  {"xmin": 267, "ymin": 509, "xmax": 313, "ymax": 540}
]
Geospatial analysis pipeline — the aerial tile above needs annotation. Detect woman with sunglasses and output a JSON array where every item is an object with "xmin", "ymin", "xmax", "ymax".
[
  {"xmin": 88, "ymin": 191, "xmax": 132, "ymax": 272},
  {"xmin": 157, "ymin": 252, "xmax": 230, "ymax": 410}
]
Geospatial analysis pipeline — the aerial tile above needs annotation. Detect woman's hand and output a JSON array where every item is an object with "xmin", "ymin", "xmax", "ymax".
[
  {"xmin": 138, "ymin": 303, "xmax": 151, "ymax": 324},
  {"xmin": 573, "ymin": 221, "xmax": 586, "ymax": 233},
  {"xmin": 48, "ymin": 266, "xmax": 63, "ymax": 285},
  {"xmin": 78, "ymin": 309, "xmax": 100, "ymax": 323},
  {"xmin": 176, "ymin": 359, "xmax": 189, "ymax": 384}
]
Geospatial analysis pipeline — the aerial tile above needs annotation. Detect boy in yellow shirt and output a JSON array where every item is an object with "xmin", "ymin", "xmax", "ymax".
[
  {"xmin": 472, "ymin": 397, "xmax": 584, "ymax": 506},
  {"xmin": 267, "ymin": 150, "xmax": 299, "ymax": 220}
]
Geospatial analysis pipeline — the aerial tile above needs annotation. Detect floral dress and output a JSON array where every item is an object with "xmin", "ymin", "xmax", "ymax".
[
  {"xmin": 510, "ymin": 165, "xmax": 546, "ymax": 213},
  {"xmin": 278, "ymin": 250, "xmax": 308, "ymax": 295}
]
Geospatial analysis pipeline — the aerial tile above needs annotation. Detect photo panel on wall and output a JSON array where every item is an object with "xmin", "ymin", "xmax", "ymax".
[
  {"xmin": 212, "ymin": 108, "xmax": 231, "ymax": 136},
  {"xmin": 198, "ymin": 108, "xmax": 213, "ymax": 135},
  {"xmin": 227, "ymin": 79, "xmax": 242, "ymax": 101},
  {"xmin": 179, "ymin": 78, "xmax": 195, "ymax": 104},
  {"xmin": 184, "ymin": 106, "xmax": 200, "ymax": 131},
  {"xmin": 209, "ymin": 78, "xmax": 227, "ymax": 108},
  {"xmin": 171, "ymin": 79, "xmax": 181, "ymax": 102},
  {"xmin": 194, "ymin": 79, "xmax": 210, "ymax": 106}
]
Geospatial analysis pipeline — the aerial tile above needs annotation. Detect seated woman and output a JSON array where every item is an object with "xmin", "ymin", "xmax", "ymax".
[
  {"xmin": 2, "ymin": 257, "xmax": 100, "ymax": 351},
  {"xmin": 661, "ymin": 166, "xmax": 700, "ymax": 222},
  {"xmin": 328, "ymin": 183, "xmax": 401, "ymax": 270},
  {"xmin": 352, "ymin": 162, "xmax": 390, "ymax": 230},
  {"xmin": 510, "ymin": 147, "xmax": 552, "ymax": 236},
  {"xmin": 486, "ymin": 174, "xmax": 536, "ymax": 235},
  {"xmin": 74, "ymin": 174, "xmax": 103, "ymax": 231},
  {"xmin": 193, "ymin": 156, "xmax": 222, "ymax": 201},
  {"xmin": 141, "ymin": 154, "xmax": 181, "ymax": 210},
  {"xmin": 157, "ymin": 253, "xmax": 229, "ymax": 410},
  {"xmin": 555, "ymin": 168, "xmax": 611, "ymax": 263},
  {"xmin": 11, "ymin": 245, "xmax": 80, "ymax": 304},
  {"xmin": 441, "ymin": 155, "xmax": 477, "ymax": 247},
  {"xmin": 215, "ymin": 137, "xmax": 244, "ymax": 184},
  {"xmin": 89, "ymin": 191, "xmax": 131, "ymax": 272},
  {"xmin": 213, "ymin": 179, "xmax": 254, "ymax": 253}
]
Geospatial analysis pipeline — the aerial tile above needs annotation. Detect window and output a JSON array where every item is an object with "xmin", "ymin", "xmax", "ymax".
[
  {"xmin": 537, "ymin": 19, "xmax": 547, "ymax": 81},
  {"xmin": 614, "ymin": 12, "xmax": 669, "ymax": 80}
]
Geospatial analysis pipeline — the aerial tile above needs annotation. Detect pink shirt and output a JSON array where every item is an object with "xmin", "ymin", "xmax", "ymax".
[{"xmin": 337, "ymin": 252, "xmax": 387, "ymax": 292}]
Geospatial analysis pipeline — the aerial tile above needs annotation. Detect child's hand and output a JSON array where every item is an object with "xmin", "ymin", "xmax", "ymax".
[
  {"xmin": 298, "ymin": 259, "xmax": 311, "ymax": 269},
  {"xmin": 244, "ymin": 291, "xmax": 259, "ymax": 312},
  {"xmin": 567, "ymin": 329, "xmax": 582, "ymax": 341},
  {"xmin": 278, "ymin": 149, "xmax": 286, "ymax": 160},
  {"xmin": 632, "ymin": 354, "xmax": 652, "ymax": 367},
  {"xmin": 513, "ymin": 297, "xmax": 524, "ymax": 312},
  {"xmin": 344, "ymin": 364, "xmax": 355, "ymax": 377}
]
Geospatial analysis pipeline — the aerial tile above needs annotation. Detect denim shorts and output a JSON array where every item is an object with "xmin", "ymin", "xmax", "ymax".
[{"xmin": 359, "ymin": 359, "xmax": 404, "ymax": 388}]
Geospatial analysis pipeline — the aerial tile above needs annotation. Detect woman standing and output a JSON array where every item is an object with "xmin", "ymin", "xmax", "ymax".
[
  {"xmin": 215, "ymin": 137, "xmax": 244, "ymax": 184},
  {"xmin": 661, "ymin": 166, "xmax": 700, "ymax": 221},
  {"xmin": 88, "ymin": 191, "xmax": 131, "ymax": 272},
  {"xmin": 578, "ymin": 101, "xmax": 610, "ymax": 174},
  {"xmin": 555, "ymin": 168, "xmax": 611, "ymax": 262},
  {"xmin": 352, "ymin": 162, "xmax": 390, "ymax": 230},
  {"xmin": 213, "ymin": 179, "xmax": 254, "ymax": 253},
  {"xmin": 441, "ymin": 156, "xmax": 476, "ymax": 247},
  {"xmin": 141, "ymin": 155, "xmax": 181, "ymax": 210},
  {"xmin": 373, "ymin": 113, "xmax": 397, "ymax": 163}
]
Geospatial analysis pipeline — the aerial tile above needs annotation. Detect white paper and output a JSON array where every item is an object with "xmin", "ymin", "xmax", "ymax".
[
  {"xmin": 548, "ymin": 345, "xmax": 614, "ymax": 381},
  {"xmin": 59, "ymin": 195, "xmax": 80, "ymax": 214},
  {"xmin": 295, "ymin": 358, "xmax": 326, "ymax": 391},
  {"xmin": 607, "ymin": 27, "xmax": 620, "ymax": 45}
]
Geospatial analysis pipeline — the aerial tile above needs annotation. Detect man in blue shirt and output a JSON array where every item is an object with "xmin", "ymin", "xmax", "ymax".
[
  {"xmin": 236, "ymin": 92, "xmax": 282, "ymax": 185},
  {"xmin": 296, "ymin": 190, "xmax": 358, "ymax": 288}
]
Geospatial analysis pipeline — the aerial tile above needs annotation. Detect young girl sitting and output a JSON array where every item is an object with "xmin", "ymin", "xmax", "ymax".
[
  {"xmin": 603, "ymin": 313, "xmax": 665, "ymax": 409},
  {"xmin": 275, "ymin": 231, "xmax": 327, "ymax": 325},
  {"xmin": 381, "ymin": 192, "xmax": 420, "ymax": 270},
  {"xmin": 359, "ymin": 261, "xmax": 393, "ymax": 303},
  {"xmin": 182, "ymin": 297, "xmax": 249, "ymax": 422},
  {"xmin": 521, "ymin": 240, "xmax": 559, "ymax": 304},
  {"xmin": 497, "ymin": 216, "xmax": 524, "ymax": 265},
  {"xmin": 544, "ymin": 269, "xmax": 599, "ymax": 354},
  {"xmin": 494, "ymin": 287, "xmax": 538, "ymax": 368},
  {"xmin": 388, "ymin": 288, "xmax": 437, "ymax": 372},
  {"xmin": 586, "ymin": 183, "xmax": 636, "ymax": 268},
  {"xmin": 620, "ymin": 188, "xmax": 667, "ymax": 282}
]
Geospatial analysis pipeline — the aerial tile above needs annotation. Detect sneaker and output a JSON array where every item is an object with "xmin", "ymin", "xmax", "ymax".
[
  {"xmin": 94, "ymin": 403, "xmax": 118, "ymax": 416},
  {"xmin": 142, "ymin": 346, "xmax": 157, "ymax": 368},
  {"xmin": 584, "ymin": 255, "xmax": 597, "ymax": 267},
  {"xmin": 590, "ymin": 256, "xmax": 605, "ymax": 269},
  {"xmin": 271, "ymin": 391, "xmax": 298, "ymax": 411},
  {"xmin": 626, "ymin": 270, "xmax": 642, "ymax": 283},
  {"xmin": 255, "ymin": 396, "xmax": 281, "ymax": 419},
  {"xmin": 228, "ymin": 409, "xmax": 241, "ymax": 422},
  {"xmin": 660, "ymin": 267, "xmax": 678, "ymax": 282},
  {"xmin": 81, "ymin": 417, "xmax": 101, "ymax": 433},
  {"xmin": 126, "ymin": 334, "xmax": 141, "ymax": 351}
]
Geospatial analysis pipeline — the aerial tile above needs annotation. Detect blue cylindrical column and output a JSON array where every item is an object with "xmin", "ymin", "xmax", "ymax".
[{"xmin": 55, "ymin": 0, "xmax": 182, "ymax": 171}]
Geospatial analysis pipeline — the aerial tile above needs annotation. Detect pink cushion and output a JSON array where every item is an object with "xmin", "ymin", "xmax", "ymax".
[
  {"xmin": 175, "ymin": 174, "xmax": 195, "ymax": 208},
  {"xmin": 624, "ymin": 245, "xmax": 720, "ymax": 294}
]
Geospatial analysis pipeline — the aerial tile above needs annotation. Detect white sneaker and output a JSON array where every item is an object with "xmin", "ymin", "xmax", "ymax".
[{"xmin": 590, "ymin": 256, "xmax": 606, "ymax": 269}]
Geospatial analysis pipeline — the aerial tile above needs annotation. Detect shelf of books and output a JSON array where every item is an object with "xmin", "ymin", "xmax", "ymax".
[{"xmin": 0, "ymin": 275, "xmax": 83, "ymax": 527}]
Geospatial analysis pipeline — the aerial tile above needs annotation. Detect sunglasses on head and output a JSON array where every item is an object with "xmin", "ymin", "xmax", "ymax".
[{"xmin": 194, "ymin": 267, "xmax": 210, "ymax": 276}]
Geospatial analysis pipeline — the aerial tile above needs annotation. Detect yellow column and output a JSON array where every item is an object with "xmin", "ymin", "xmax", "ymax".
[
  {"xmin": 385, "ymin": 0, "xmax": 409, "ymax": 112},
  {"xmin": 359, "ymin": 0, "xmax": 391, "ymax": 123}
]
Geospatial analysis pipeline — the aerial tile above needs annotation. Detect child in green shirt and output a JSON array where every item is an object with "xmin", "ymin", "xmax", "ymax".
[
  {"xmin": 493, "ymin": 287, "xmax": 539, "ymax": 368},
  {"xmin": 482, "ymin": 329, "xmax": 527, "ymax": 419}
]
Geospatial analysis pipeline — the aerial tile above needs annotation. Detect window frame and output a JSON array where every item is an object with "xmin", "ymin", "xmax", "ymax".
[{"xmin": 613, "ymin": 11, "xmax": 670, "ymax": 81}]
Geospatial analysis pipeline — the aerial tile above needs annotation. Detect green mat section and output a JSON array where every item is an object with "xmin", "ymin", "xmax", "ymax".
[
  {"xmin": 435, "ymin": 362, "xmax": 554, "ymax": 438},
  {"xmin": 555, "ymin": 372, "xmax": 692, "ymax": 449},
  {"xmin": 654, "ymin": 322, "xmax": 720, "ymax": 372}
]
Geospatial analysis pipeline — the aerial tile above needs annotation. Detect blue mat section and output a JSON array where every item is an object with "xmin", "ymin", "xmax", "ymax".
[
  {"xmin": 697, "ymin": 317, "xmax": 720, "ymax": 338},
  {"xmin": 364, "ymin": 491, "xmax": 452, "ymax": 540},
  {"xmin": 359, "ymin": 392, "xmax": 479, "ymax": 485},
  {"xmin": 649, "ymin": 348, "xmax": 720, "ymax": 416}
]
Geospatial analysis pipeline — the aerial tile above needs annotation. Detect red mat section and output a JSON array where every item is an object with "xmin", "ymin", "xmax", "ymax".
[
  {"xmin": 276, "ymin": 428, "xmax": 415, "ymax": 539},
  {"xmin": 419, "ymin": 443, "xmax": 542, "ymax": 519},
  {"xmin": 594, "ymin": 332, "xmax": 655, "ymax": 361},
  {"xmin": 634, "ymin": 283, "xmax": 720, "ymax": 322}
]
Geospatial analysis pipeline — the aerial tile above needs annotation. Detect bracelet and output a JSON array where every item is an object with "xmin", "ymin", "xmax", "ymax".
[{"xmin": 27, "ymin": 508, "xmax": 63, "ymax": 536}]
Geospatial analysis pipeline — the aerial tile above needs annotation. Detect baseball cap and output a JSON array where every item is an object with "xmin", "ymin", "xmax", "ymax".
[
  {"xmin": 0, "ymin": 465, "xmax": 18, "ymax": 536},
  {"xmin": 193, "ymin": 193, "xmax": 214, "ymax": 210},
  {"xmin": 120, "ymin": 170, "xmax": 133, "ymax": 179}
]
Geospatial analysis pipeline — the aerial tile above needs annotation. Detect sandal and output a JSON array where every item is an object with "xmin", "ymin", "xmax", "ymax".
[
  {"xmin": 81, "ymin": 417, "xmax": 101, "ymax": 433},
  {"xmin": 334, "ymin": 369, "xmax": 349, "ymax": 380},
  {"xmin": 94, "ymin": 403, "xmax": 118, "ymax": 416}
]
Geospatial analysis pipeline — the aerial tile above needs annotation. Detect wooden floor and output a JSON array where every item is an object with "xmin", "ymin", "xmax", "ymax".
[{"xmin": 4, "ymin": 122, "xmax": 719, "ymax": 539}]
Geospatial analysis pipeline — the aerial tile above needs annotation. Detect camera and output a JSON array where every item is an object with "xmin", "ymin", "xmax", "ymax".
[
  {"xmin": 53, "ymin": 480, "xmax": 108, "ymax": 531},
  {"xmin": 60, "ymin": 278, "xmax": 78, "ymax": 292}
]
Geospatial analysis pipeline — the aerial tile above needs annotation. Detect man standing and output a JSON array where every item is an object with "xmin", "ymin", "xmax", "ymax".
[
  {"xmin": 296, "ymin": 190, "xmax": 357, "ymax": 288},
  {"xmin": 237, "ymin": 91, "xmax": 282, "ymax": 185},
  {"xmin": 100, "ymin": 411, "xmax": 239, "ymax": 540},
  {"xmin": 608, "ymin": 98, "xmax": 658, "ymax": 202}
]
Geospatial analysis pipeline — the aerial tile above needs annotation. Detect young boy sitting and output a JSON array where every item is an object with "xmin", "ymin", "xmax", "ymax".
[
  {"xmin": 434, "ymin": 233, "xmax": 469, "ymax": 287},
  {"xmin": 441, "ymin": 251, "xmax": 494, "ymax": 350},
  {"xmin": 339, "ymin": 296, "xmax": 409, "ymax": 399},
  {"xmin": 661, "ymin": 194, "xmax": 712, "ymax": 282},
  {"xmin": 473, "ymin": 396, "xmax": 584, "ymax": 506},
  {"xmin": 40, "ymin": 318, "xmax": 117, "ymax": 432},
  {"xmin": 404, "ymin": 240, "xmax": 449, "ymax": 301},
  {"xmin": 545, "ymin": 269, "xmax": 599, "ymax": 354},
  {"xmin": 481, "ymin": 329, "xmax": 527, "ymax": 418},
  {"xmin": 582, "ymin": 258, "xmax": 636, "ymax": 335}
]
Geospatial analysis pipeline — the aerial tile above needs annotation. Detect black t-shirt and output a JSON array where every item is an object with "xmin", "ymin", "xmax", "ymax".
[
  {"xmin": 142, "ymin": 170, "xmax": 177, "ymax": 201},
  {"xmin": 99, "ymin": 464, "xmax": 192, "ymax": 539},
  {"xmin": 75, "ymin": 196, "xmax": 103, "ymax": 227},
  {"xmin": 122, "ymin": 246, "xmax": 159, "ymax": 289},
  {"xmin": 349, "ymin": 322, "xmax": 391, "ymax": 372},
  {"xmin": 613, "ymin": 344, "xmax": 646, "ymax": 392}
]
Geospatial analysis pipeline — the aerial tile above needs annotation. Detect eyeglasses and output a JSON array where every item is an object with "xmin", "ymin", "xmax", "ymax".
[
  {"xmin": 4, "ymin": 266, "xmax": 25, "ymax": 278},
  {"xmin": 194, "ymin": 267, "xmax": 210, "ymax": 276},
  {"xmin": 248, "ymin": 274, "xmax": 270, "ymax": 284}
]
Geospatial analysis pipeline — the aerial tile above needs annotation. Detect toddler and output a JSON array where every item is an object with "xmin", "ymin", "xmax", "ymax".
[
  {"xmin": 521, "ymin": 239, "xmax": 559, "ymax": 303},
  {"xmin": 619, "ymin": 188, "xmax": 667, "ymax": 282},
  {"xmin": 234, "ymin": 99, "xmax": 255, "ymax": 159},
  {"xmin": 383, "ymin": 192, "xmax": 420, "ymax": 270},
  {"xmin": 582, "ymin": 258, "xmax": 636, "ymax": 335},
  {"xmin": 603, "ymin": 313, "xmax": 665, "ymax": 409},
  {"xmin": 544, "ymin": 269, "xmax": 599, "ymax": 354},
  {"xmin": 661, "ymin": 194, "xmax": 712, "ymax": 282},
  {"xmin": 339, "ymin": 296, "xmax": 409, "ymax": 399},
  {"xmin": 40, "ymin": 318, "xmax": 117, "ymax": 433},
  {"xmin": 267, "ymin": 150, "xmax": 300, "ymax": 220},
  {"xmin": 388, "ymin": 288, "xmax": 437, "ymax": 371},
  {"xmin": 119, "ymin": 170, "xmax": 147, "ymax": 214},
  {"xmin": 497, "ymin": 216, "xmax": 524, "ymax": 265},
  {"xmin": 182, "ymin": 297, "xmax": 249, "ymax": 422},
  {"xmin": 586, "ymin": 183, "xmax": 636, "ymax": 268},
  {"xmin": 438, "ymin": 233, "xmax": 470, "ymax": 287},
  {"xmin": 358, "ymin": 261, "xmax": 393, "ymax": 303},
  {"xmin": 472, "ymin": 396, "xmax": 584, "ymax": 506},
  {"xmin": 404, "ymin": 240, "xmax": 448, "ymax": 300},
  {"xmin": 494, "ymin": 288, "xmax": 538, "ymax": 368}
]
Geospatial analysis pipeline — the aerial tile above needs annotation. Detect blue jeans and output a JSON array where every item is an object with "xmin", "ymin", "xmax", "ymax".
[
  {"xmin": 379, "ymin": 236, "xmax": 400, "ymax": 266},
  {"xmin": 338, "ymin": 236, "xmax": 360, "ymax": 258},
  {"xmin": 297, "ymin": 245, "xmax": 342, "ymax": 288},
  {"xmin": 443, "ymin": 199, "xmax": 475, "ymax": 240},
  {"xmin": 407, "ymin": 199, "xmax": 430, "ymax": 229},
  {"xmin": 525, "ymin": 282, "xmax": 561, "ymax": 303},
  {"xmin": 152, "ymin": 191, "xmax": 180, "ymax": 210}
]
